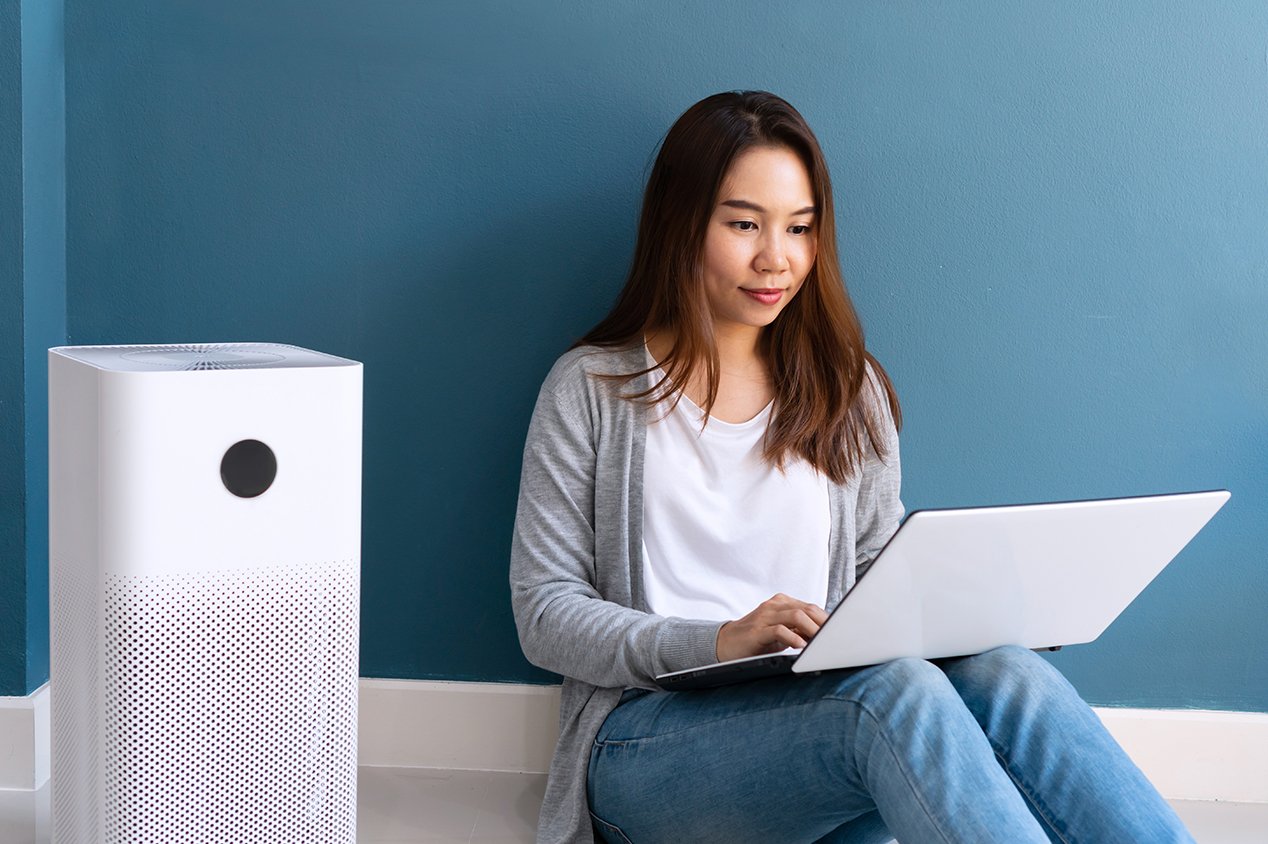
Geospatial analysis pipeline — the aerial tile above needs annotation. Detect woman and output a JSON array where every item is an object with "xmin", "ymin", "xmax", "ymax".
[{"xmin": 510, "ymin": 91, "xmax": 1192, "ymax": 844}]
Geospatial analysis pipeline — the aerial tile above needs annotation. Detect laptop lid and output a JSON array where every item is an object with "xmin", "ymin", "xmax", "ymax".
[
  {"xmin": 791, "ymin": 489, "xmax": 1231, "ymax": 673},
  {"xmin": 655, "ymin": 490, "xmax": 1230, "ymax": 690}
]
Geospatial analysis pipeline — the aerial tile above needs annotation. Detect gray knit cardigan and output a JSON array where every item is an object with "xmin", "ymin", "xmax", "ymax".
[{"xmin": 509, "ymin": 343, "xmax": 904, "ymax": 843}]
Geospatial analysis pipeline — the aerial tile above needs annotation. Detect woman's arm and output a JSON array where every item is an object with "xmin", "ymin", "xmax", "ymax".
[
  {"xmin": 509, "ymin": 360, "xmax": 721, "ymax": 689},
  {"xmin": 854, "ymin": 366, "xmax": 905, "ymax": 580}
]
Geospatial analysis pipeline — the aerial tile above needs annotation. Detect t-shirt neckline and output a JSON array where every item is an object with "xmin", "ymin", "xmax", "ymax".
[{"xmin": 642, "ymin": 342, "xmax": 774, "ymax": 428}]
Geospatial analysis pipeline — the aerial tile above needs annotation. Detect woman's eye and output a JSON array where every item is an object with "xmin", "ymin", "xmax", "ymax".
[
  {"xmin": 732, "ymin": 221, "xmax": 758, "ymax": 232},
  {"xmin": 789, "ymin": 224, "xmax": 812, "ymax": 235}
]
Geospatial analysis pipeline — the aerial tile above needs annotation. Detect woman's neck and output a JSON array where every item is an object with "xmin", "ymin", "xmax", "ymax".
[
  {"xmin": 713, "ymin": 323, "xmax": 765, "ymax": 376},
  {"xmin": 646, "ymin": 325, "xmax": 766, "ymax": 375},
  {"xmin": 646, "ymin": 325, "xmax": 774, "ymax": 423}
]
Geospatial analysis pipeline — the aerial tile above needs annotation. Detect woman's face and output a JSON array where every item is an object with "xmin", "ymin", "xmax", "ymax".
[{"xmin": 700, "ymin": 144, "xmax": 817, "ymax": 337}]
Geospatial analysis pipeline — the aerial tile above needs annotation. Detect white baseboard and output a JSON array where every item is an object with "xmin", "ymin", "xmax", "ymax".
[
  {"xmin": 0, "ymin": 683, "xmax": 50, "ymax": 791},
  {"xmin": 358, "ymin": 679, "xmax": 562, "ymax": 775},
  {"xmin": 7, "ymin": 678, "xmax": 1264, "ymax": 803},
  {"xmin": 1093, "ymin": 707, "xmax": 1268, "ymax": 803},
  {"xmin": 359, "ymin": 679, "xmax": 1268, "ymax": 804}
]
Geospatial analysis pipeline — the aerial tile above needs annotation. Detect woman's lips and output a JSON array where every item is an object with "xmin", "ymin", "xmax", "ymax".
[{"xmin": 742, "ymin": 288, "xmax": 783, "ymax": 305}]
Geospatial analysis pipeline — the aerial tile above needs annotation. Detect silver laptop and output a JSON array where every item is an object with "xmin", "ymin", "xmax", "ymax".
[{"xmin": 655, "ymin": 490, "xmax": 1230, "ymax": 691}]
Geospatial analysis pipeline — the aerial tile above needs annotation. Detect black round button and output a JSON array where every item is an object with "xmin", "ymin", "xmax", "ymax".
[{"xmin": 220, "ymin": 440, "xmax": 277, "ymax": 498}]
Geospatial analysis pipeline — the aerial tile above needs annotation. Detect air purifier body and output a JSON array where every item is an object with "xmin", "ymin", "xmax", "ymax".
[{"xmin": 49, "ymin": 343, "xmax": 362, "ymax": 843}]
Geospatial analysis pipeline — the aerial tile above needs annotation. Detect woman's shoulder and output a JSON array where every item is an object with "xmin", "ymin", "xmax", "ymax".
[
  {"xmin": 857, "ymin": 355, "xmax": 901, "ymax": 451},
  {"xmin": 857, "ymin": 356, "xmax": 895, "ymax": 407},
  {"xmin": 529, "ymin": 343, "xmax": 647, "ymax": 436},
  {"xmin": 539, "ymin": 343, "xmax": 647, "ymax": 394}
]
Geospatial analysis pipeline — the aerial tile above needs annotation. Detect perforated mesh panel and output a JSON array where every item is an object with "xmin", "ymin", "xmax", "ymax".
[
  {"xmin": 101, "ymin": 560, "xmax": 359, "ymax": 843},
  {"xmin": 51, "ymin": 555, "xmax": 102, "ymax": 843}
]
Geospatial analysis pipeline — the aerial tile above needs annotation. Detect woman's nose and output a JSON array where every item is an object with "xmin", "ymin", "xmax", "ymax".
[{"xmin": 755, "ymin": 235, "xmax": 791, "ymax": 273}]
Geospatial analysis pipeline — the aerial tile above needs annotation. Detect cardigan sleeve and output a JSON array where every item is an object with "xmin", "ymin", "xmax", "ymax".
[
  {"xmin": 509, "ymin": 356, "xmax": 722, "ymax": 689},
  {"xmin": 853, "ymin": 364, "xmax": 905, "ymax": 581}
]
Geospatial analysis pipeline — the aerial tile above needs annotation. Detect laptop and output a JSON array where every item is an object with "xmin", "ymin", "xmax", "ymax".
[{"xmin": 655, "ymin": 490, "xmax": 1230, "ymax": 691}]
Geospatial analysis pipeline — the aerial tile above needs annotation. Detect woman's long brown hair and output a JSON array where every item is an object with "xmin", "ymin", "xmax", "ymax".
[{"xmin": 575, "ymin": 91, "xmax": 901, "ymax": 484}]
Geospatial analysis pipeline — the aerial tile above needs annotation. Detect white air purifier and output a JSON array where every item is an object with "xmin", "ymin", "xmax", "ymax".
[{"xmin": 48, "ymin": 343, "xmax": 362, "ymax": 843}]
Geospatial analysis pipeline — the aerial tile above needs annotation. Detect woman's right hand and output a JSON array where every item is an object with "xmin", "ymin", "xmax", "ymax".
[{"xmin": 715, "ymin": 593, "xmax": 829, "ymax": 663}]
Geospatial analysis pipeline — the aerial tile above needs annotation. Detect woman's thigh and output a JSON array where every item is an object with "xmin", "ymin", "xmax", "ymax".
[{"xmin": 587, "ymin": 660, "xmax": 954, "ymax": 844}]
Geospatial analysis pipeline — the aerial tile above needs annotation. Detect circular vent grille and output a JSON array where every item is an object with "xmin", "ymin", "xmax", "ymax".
[
  {"xmin": 120, "ymin": 345, "xmax": 287, "ymax": 371},
  {"xmin": 103, "ymin": 560, "xmax": 359, "ymax": 842}
]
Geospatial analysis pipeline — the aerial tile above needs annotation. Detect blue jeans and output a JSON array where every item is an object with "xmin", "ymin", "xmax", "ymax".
[{"xmin": 587, "ymin": 646, "xmax": 1194, "ymax": 843}]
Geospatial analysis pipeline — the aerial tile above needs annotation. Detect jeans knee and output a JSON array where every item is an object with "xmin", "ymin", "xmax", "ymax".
[
  {"xmin": 828, "ymin": 658, "xmax": 980, "ymax": 777},
  {"xmin": 978, "ymin": 644, "xmax": 1057, "ymax": 679},
  {"xmin": 945, "ymin": 644, "xmax": 1072, "ymax": 704},
  {"xmin": 880, "ymin": 655, "xmax": 950, "ymax": 687},
  {"xmin": 841, "ymin": 656, "xmax": 961, "ymax": 713}
]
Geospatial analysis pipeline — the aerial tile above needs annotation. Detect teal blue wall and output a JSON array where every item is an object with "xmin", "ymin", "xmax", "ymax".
[
  {"xmin": 20, "ymin": 0, "xmax": 64, "ymax": 695},
  {"xmin": 1, "ymin": 0, "xmax": 65, "ymax": 698},
  {"xmin": 2, "ymin": 0, "xmax": 28, "ymax": 696},
  {"xmin": 4, "ymin": 0, "xmax": 1259, "ymax": 709}
]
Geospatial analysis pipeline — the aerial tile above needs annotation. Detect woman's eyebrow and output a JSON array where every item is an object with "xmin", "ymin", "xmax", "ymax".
[{"xmin": 720, "ymin": 199, "xmax": 817, "ymax": 216}]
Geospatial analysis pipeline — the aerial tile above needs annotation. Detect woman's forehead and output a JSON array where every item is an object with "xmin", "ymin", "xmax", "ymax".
[{"xmin": 717, "ymin": 146, "xmax": 815, "ymax": 211}]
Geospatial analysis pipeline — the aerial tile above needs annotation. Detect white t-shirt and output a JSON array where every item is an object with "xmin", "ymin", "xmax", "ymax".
[{"xmin": 641, "ymin": 361, "xmax": 832, "ymax": 623}]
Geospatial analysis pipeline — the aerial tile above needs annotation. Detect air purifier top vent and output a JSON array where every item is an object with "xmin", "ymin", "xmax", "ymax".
[{"xmin": 50, "ymin": 343, "xmax": 359, "ymax": 372}]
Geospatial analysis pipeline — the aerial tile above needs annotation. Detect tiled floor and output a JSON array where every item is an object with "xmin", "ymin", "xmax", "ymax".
[{"xmin": 3, "ymin": 768, "xmax": 1265, "ymax": 842}]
